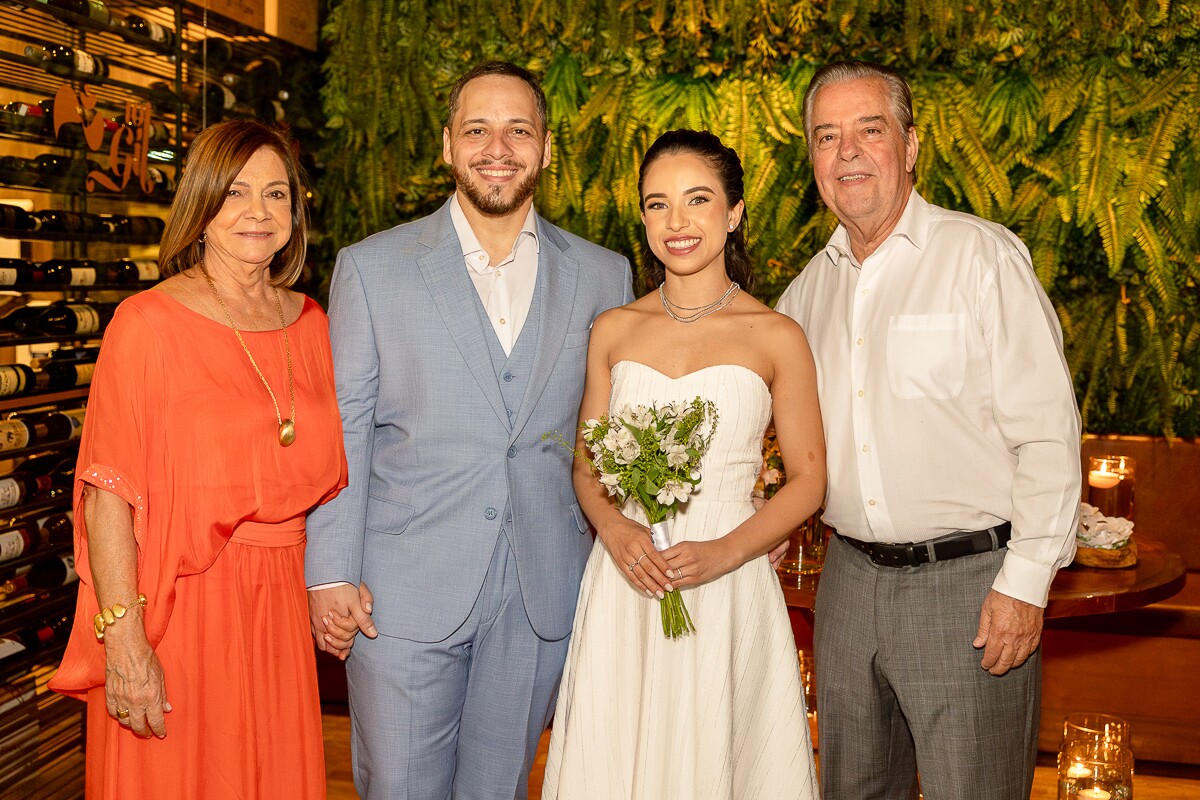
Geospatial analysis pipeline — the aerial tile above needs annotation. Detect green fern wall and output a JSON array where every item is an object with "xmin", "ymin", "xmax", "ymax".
[{"xmin": 314, "ymin": 0, "xmax": 1200, "ymax": 437}]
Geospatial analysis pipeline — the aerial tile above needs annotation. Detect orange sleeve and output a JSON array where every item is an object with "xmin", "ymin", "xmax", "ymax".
[{"xmin": 51, "ymin": 300, "xmax": 164, "ymax": 698}]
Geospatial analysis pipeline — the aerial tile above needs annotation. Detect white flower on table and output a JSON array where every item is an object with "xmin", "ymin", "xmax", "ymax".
[{"xmin": 1077, "ymin": 502, "xmax": 1134, "ymax": 548}]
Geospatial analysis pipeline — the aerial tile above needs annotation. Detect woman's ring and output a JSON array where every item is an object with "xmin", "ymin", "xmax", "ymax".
[
  {"xmin": 635, "ymin": 553, "xmax": 648, "ymax": 567},
  {"xmin": 627, "ymin": 562, "xmax": 636, "ymax": 571},
  {"xmin": 677, "ymin": 568, "xmax": 684, "ymax": 580},
  {"xmin": 116, "ymin": 708, "xmax": 130, "ymax": 720}
]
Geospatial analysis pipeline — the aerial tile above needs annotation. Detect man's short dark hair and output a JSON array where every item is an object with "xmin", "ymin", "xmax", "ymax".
[{"xmin": 446, "ymin": 61, "xmax": 548, "ymax": 132}]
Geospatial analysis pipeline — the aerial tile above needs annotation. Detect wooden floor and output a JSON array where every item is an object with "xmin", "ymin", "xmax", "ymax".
[{"xmin": 321, "ymin": 713, "xmax": 1200, "ymax": 799}]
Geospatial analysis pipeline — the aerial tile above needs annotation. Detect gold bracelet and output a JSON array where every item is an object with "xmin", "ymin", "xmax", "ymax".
[{"xmin": 93, "ymin": 594, "xmax": 147, "ymax": 641}]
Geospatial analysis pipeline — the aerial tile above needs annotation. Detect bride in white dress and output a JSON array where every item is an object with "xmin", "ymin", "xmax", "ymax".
[{"xmin": 543, "ymin": 130, "xmax": 825, "ymax": 799}]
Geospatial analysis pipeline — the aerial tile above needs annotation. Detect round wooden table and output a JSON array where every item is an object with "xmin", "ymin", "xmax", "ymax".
[{"xmin": 780, "ymin": 537, "xmax": 1187, "ymax": 619}]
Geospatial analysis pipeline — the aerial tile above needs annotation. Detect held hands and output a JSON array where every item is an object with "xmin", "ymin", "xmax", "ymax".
[
  {"xmin": 598, "ymin": 517, "xmax": 675, "ymax": 598},
  {"xmin": 103, "ymin": 620, "xmax": 170, "ymax": 738},
  {"xmin": 660, "ymin": 539, "xmax": 740, "ymax": 588},
  {"xmin": 308, "ymin": 582, "xmax": 377, "ymax": 660},
  {"xmin": 973, "ymin": 589, "xmax": 1044, "ymax": 676}
]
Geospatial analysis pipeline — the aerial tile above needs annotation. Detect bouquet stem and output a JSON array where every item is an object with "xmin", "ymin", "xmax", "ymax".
[{"xmin": 648, "ymin": 519, "xmax": 695, "ymax": 639}]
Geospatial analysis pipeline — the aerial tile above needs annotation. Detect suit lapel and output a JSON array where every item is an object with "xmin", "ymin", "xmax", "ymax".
[
  {"xmin": 415, "ymin": 203, "xmax": 511, "ymax": 431},
  {"xmin": 509, "ymin": 219, "xmax": 578, "ymax": 442}
]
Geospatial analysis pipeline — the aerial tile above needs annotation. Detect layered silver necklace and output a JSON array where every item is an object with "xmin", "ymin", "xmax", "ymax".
[{"xmin": 659, "ymin": 280, "xmax": 740, "ymax": 324}]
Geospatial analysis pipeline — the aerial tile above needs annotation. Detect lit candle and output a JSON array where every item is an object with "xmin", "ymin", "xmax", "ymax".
[
  {"xmin": 1076, "ymin": 789, "xmax": 1110, "ymax": 799},
  {"xmin": 1066, "ymin": 762, "xmax": 1092, "ymax": 779},
  {"xmin": 1088, "ymin": 469, "xmax": 1120, "ymax": 490}
]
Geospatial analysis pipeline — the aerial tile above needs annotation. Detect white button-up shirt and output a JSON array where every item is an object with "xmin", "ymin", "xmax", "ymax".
[
  {"xmin": 449, "ymin": 193, "xmax": 540, "ymax": 356},
  {"xmin": 776, "ymin": 191, "xmax": 1081, "ymax": 607}
]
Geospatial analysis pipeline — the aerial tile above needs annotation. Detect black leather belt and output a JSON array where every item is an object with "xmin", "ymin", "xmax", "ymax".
[{"xmin": 837, "ymin": 522, "xmax": 1012, "ymax": 567}]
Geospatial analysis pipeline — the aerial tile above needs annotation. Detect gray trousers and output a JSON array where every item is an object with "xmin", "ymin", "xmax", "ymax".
[
  {"xmin": 346, "ymin": 533, "xmax": 570, "ymax": 800},
  {"xmin": 814, "ymin": 534, "xmax": 1040, "ymax": 800}
]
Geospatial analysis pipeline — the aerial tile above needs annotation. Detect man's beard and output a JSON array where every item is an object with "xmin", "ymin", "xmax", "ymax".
[{"xmin": 455, "ymin": 161, "xmax": 541, "ymax": 216}]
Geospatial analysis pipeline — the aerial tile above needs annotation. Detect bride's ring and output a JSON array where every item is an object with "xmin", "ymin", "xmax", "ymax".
[
  {"xmin": 677, "ymin": 568, "xmax": 684, "ymax": 580},
  {"xmin": 628, "ymin": 562, "xmax": 636, "ymax": 571},
  {"xmin": 635, "ymin": 553, "xmax": 648, "ymax": 567}
]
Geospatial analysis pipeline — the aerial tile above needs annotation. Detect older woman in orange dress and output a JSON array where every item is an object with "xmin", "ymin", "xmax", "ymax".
[{"xmin": 50, "ymin": 120, "xmax": 348, "ymax": 799}]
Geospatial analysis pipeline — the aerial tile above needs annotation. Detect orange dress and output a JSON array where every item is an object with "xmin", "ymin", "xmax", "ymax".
[{"xmin": 50, "ymin": 290, "xmax": 348, "ymax": 800}]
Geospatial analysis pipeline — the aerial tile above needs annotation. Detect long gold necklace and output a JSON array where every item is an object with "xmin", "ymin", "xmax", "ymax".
[{"xmin": 202, "ymin": 268, "xmax": 297, "ymax": 447}]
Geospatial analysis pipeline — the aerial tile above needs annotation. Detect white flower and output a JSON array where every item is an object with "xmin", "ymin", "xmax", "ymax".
[
  {"xmin": 660, "ymin": 440, "xmax": 690, "ymax": 468},
  {"xmin": 1078, "ymin": 502, "xmax": 1134, "ymax": 548},
  {"xmin": 656, "ymin": 480, "xmax": 692, "ymax": 505},
  {"xmin": 599, "ymin": 472, "xmax": 622, "ymax": 496},
  {"xmin": 759, "ymin": 467, "xmax": 782, "ymax": 486},
  {"xmin": 622, "ymin": 404, "xmax": 655, "ymax": 428}
]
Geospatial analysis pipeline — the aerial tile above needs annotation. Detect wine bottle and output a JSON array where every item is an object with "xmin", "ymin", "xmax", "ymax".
[
  {"xmin": 32, "ymin": 155, "xmax": 91, "ymax": 191},
  {"xmin": 0, "ymin": 521, "xmax": 39, "ymax": 565},
  {"xmin": 29, "ymin": 259, "xmax": 99, "ymax": 287},
  {"xmin": 0, "ymin": 204, "xmax": 39, "ymax": 232},
  {"xmin": 0, "ymin": 156, "xmax": 39, "ymax": 187},
  {"xmin": 185, "ymin": 37, "xmax": 233, "ymax": 72},
  {"xmin": 100, "ymin": 260, "xmax": 137, "ymax": 284},
  {"xmin": 0, "ymin": 680, "xmax": 36, "ymax": 716},
  {"xmin": 0, "ymin": 406, "xmax": 86, "ymax": 452},
  {"xmin": 0, "ymin": 259, "xmax": 33, "ymax": 287},
  {"xmin": 1, "ymin": 102, "xmax": 51, "ymax": 136},
  {"xmin": 0, "ymin": 365, "xmax": 37, "ymax": 398},
  {"xmin": 47, "ymin": 0, "xmax": 89, "ymax": 15},
  {"xmin": 0, "ymin": 463, "xmax": 54, "ymax": 510},
  {"xmin": 43, "ymin": 358, "xmax": 96, "ymax": 390},
  {"xmin": 0, "ymin": 615, "xmax": 72, "ymax": 654},
  {"xmin": 0, "ymin": 555, "xmax": 78, "ymax": 598},
  {"xmin": 131, "ymin": 259, "xmax": 160, "ymax": 282},
  {"xmin": 39, "ymin": 511, "xmax": 74, "ymax": 547},
  {"xmin": 24, "ymin": 43, "xmax": 110, "ymax": 79},
  {"xmin": 123, "ymin": 14, "xmax": 176, "ymax": 50},
  {"xmin": 30, "ymin": 210, "xmax": 87, "ymax": 234},
  {"xmin": 85, "ymin": 0, "xmax": 110, "ymax": 24},
  {"xmin": 8, "ymin": 301, "xmax": 115, "ymax": 336}
]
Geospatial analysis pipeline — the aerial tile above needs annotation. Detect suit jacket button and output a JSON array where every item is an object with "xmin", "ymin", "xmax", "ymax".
[
  {"xmin": 485, "ymin": 508, "xmax": 498, "ymax": 520},
  {"xmin": 508, "ymin": 446, "xmax": 517, "ymax": 458},
  {"xmin": 502, "ymin": 371, "xmax": 514, "ymax": 382}
]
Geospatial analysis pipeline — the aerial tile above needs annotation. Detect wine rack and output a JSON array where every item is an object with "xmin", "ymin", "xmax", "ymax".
[{"xmin": 0, "ymin": 2, "xmax": 319, "ymax": 796}]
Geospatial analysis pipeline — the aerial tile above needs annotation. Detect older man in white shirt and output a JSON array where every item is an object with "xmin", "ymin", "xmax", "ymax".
[{"xmin": 776, "ymin": 61, "xmax": 1081, "ymax": 800}]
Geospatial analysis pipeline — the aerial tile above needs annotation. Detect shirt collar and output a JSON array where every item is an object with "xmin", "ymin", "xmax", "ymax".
[
  {"xmin": 822, "ymin": 188, "xmax": 929, "ymax": 267},
  {"xmin": 449, "ymin": 193, "xmax": 541, "ymax": 275}
]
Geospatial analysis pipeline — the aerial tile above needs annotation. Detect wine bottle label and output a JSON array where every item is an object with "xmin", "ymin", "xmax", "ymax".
[
  {"xmin": 61, "ymin": 553, "xmax": 78, "ymax": 584},
  {"xmin": 146, "ymin": 20, "xmax": 168, "ymax": 43},
  {"xmin": 0, "ymin": 528, "xmax": 29, "ymax": 560},
  {"xmin": 0, "ymin": 366, "xmax": 27, "ymax": 397},
  {"xmin": 73, "ymin": 51, "xmax": 97, "ymax": 75},
  {"xmin": 0, "ymin": 638, "xmax": 27, "ymax": 661},
  {"xmin": 60, "ymin": 408, "xmax": 86, "ymax": 438},
  {"xmin": 0, "ymin": 478, "xmax": 21, "ymax": 509},
  {"xmin": 219, "ymin": 85, "xmax": 237, "ymax": 110},
  {"xmin": 74, "ymin": 363, "xmax": 96, "ymax": 386},
  {"xmin": 69, "ymin": 268, "xmax": 96, "ymax": 286},
  {"xmin": 67, "ymin": 305, "xmax": 100, "ymax": 334},
  {"xmin": 0, "ymin": 420, "xmax": 30, "ymax": 452},
  {"xmin": 134, "ymin": 260, "xmax": 160, "ymax": 281},
  {"xmin": 0, "ymin": 269, "xmax": 17, "ymax": 285}
]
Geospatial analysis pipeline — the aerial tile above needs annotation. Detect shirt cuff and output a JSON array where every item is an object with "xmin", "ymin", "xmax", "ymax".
[
  {"xmin": 991, "ymin": 550, "xmax": 1058, "ymax": 608},
  {"xmin": 307, "ymin": 581, "xmax": 353, "ymax": 591}
]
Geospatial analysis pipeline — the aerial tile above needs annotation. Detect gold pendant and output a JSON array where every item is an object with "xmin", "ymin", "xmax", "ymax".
[{"xmin": 278, "ymin": 419, "xmax": 296, "ymax": 447}]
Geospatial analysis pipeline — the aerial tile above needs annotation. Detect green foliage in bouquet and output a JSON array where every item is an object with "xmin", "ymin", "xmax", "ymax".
[{"xmin": 316, "ymin": 0, "xmax": 1200, "ymax": 437}]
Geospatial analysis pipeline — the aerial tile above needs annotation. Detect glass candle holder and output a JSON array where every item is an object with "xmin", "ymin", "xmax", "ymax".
[
  {"xmin": 777, "ymin": 515, "xmax": 828, "ymax": 580},
  {"xmin": 1086, "ymin": 456, "xmax": 1135, "ymax": 521},
  {"xmin": 1062, "ymin": 713, "xmax": 1131, "ymax": 748},
  {"xmin": 1056, "ymin": 739, "xmax": 1133, "ymax": 799}
]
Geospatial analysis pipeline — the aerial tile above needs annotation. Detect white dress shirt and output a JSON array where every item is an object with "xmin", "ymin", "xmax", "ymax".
[
  {"xmin": 449, "ymin": 193, "xmax": 540, "ymax": 356},
  {"xmin": 776, "ymin": 191, "xmax": 1081, "ymax": 607}
]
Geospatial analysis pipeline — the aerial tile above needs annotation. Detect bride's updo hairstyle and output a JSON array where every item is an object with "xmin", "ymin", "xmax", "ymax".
[{"xmin": 637, "ymin": 129, "xmax": 754, "ymax": 294}]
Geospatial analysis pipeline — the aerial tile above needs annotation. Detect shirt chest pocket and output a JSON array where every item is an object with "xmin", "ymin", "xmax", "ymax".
[{"xmin": 886, "ymin": 314, "xmax": 967, "ymax": 400}]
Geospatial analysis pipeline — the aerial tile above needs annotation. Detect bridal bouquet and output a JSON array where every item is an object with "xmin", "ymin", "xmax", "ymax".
[{"xmin": 553, "ymin": 397, "xmax": 718, "ymax": 638}]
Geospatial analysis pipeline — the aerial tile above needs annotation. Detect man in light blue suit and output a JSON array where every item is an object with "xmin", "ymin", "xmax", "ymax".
[{"xmin": 305, "ymin": 62, "xmax": 634, "ymax": 799}]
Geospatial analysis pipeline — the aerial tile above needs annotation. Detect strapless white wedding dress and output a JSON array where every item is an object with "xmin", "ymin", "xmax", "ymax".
[{"xmin": 542, "ymin": 360, "xmax": 817, "ymax": 800}]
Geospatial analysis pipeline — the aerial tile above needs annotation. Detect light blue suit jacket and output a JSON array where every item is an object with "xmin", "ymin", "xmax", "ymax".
[{"xmin": 306, "ymin": 201, "xmax": 633, "ymax": 642}]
